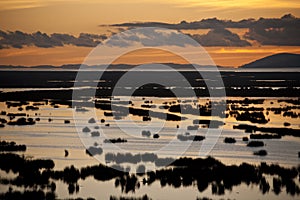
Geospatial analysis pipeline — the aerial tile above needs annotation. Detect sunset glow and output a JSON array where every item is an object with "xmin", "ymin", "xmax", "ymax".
[
  {"xmin": 0, "ymin": 0, "xmax": 300, "ymax": 66},
  {"xmin": 1, "ymin": 45, "xmax": 299, "ymax": 67},
  {"xmin": 1, "ymin": 1, "xmax": 300, "ymax": 199}
]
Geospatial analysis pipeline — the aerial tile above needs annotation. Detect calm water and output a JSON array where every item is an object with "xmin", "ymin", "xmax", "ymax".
[{"xmin": 0, "ymin": 93, "xmax": 299, "ymax": 199}]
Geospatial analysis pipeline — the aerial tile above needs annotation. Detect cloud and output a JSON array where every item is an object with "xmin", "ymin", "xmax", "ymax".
[
  {"xmin": 0, "ymin": 28, "xmax": 203, "ymax": 49},
  {"xmin": 1, "ymin": 14, "xmax": 299, "ymax": 49},
  {"xmin": 0, "ymin": 28, "xmax": 251, "ymax": 48},
  {"xmin": 110, "ymin": 17, "xmax": 255, "ymax": 29},
  {"xmin": 0, "ymin": 30, "xmax": 107, "ymax": 48},
  {"xmin": 104, "ymin": 28, "xmax": 250, "ymax": 47},
  {"xmin": 105, "ymin": 28, "xmax": 196, "ymax": 47},
  {"xmin": 110, "ymin": 14, "xmax": 300, "ymax": 46},
  {"xmin": 244, "ymin": 14, "xmax": 300, "ymax": 46},
  {"xmin": 191, "ymin": 28, "xmax": 251, "ymax": 47},
  {"xmin": 110, "ymin": 14, "xmax": 299, "ymax": 31}
]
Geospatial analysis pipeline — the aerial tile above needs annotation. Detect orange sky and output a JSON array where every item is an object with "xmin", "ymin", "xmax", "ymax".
[
  {"xmin": 1, "ymin": 0, "xmax": 300, "ymax": 33},
  {"xmin": 0, "ymin": 0, "xmax": 300, "ymax": 67},
  {"xmin": 1, "ymin": 45, "xmax": 300, "ymax": 67}
]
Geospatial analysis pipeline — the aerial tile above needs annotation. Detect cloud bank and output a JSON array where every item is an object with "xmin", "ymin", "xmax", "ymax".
[
  {"xmin": 111, "ymin": 14, "xmax": 299, "ymax": 30},
  {"xmin": 111, "ymin": 14, "xmax": 300, "ymax": 46},
  {"xmin": 244, "ymin": 14, "xmax": 300, "ymax": 46},
  {"xmin": 0, "ymin": 28, "xmax": 251, "ymax": 49},
  {"xmin": 1, "ymin": 14, "xmax": 299, "ymax": 49},
  {"xmin": 0, "ymin": 31, "xmax": 107, "ymax": 49}
]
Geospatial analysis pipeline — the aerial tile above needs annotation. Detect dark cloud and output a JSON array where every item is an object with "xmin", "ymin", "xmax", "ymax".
[
  {"xmin": 244, "ymin": 14, "xmax": 300, "ymax": 46},
  {"xmin": 104, "ymin": 27, "xmax": 249, "ymax": 47},
  {"xmin": 110, "ymin": 14, "xmax": 299, "ymax": 30},
  {"xmin": 1, "ymin": 14, "xmax": 299, "ymax": 49},
  {"xmin": 110, "ymin": 14, "xmax": 300, "ymax": 46},
  {"xmin": 0, "ymin": 28, "xmax": 251, "ymax": 48},
  {"xmin": 105, "ymin": 28, "xmax": 196, "ymax": 47},
  {"xmin": 110, "ymin": 17, "xmax": 255, "ymax": 29},
  {"xmin": 0, "ymin": 30, "xmax": 107, "ymax": 48},
  {"xmin": 191, "ymin": 28, "xmax": 251, "ymax": 47}
]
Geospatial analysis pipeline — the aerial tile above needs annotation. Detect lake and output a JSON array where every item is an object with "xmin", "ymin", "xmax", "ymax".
[{"xmin": 0, "ymin": 69, "xmax": 299, "ymax": 200}]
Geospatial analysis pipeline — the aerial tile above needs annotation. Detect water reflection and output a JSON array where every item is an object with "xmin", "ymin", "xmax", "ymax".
[{"xmin": 1, "ymin": 151, "xmax": 299, "ymax": 198}]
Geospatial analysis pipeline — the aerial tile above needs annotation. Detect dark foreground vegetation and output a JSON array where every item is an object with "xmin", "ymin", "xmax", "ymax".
[
  {"xmin": 250, "ymin": 133, "xmax": 281, "ymax": 139},
  {"xmin": 0, "ymin": 152, "xmax": 300, "ymax": 199},
  {"xmin": 233, "ymin": 124, "xmax": 300, "ymax": 137},
  {"xmin": 104, "ymin": 138, "xmax": 128, "ymax": 143},
  {"xmin": 0, "ymin": 140, "xmax": 26, "ymax": 152},
  {"xmin": 223, "ymin": 137, "xmax": 236, "ymax": 144},
  {"xmin": 253, "ymin": 150, "xmax": 268, "ymax": 156},
  {"xmin": 247, "ymin": 141, "xmax": 265, "ymax": 147},
  {"xmin": 177, "ymin": 134, "xmax": 205, "ymax": 141},
  {"xmin": 110, "ymin": 195, "xmax": 151, "ymax": 200}
]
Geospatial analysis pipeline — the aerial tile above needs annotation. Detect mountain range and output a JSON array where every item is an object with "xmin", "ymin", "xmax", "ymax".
[{"xmin": 0, "ymin": 53, "xmax": 299, "ymax": 69}]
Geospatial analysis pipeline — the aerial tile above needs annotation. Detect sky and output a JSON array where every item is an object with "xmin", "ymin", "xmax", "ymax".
[
  {"xmin": 1, "ymin": 0, "xmax": 300, "ymax": 33},
  {"xmin": 0, "ymin": 0, "xmax": 300, "ymax": 67}
]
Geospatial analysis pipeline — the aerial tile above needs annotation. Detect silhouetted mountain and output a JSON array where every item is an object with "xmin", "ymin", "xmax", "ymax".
[
  {"xmin": 241, "ymin": 53, "xmax": 300, "ymax": 68},
  {"xmin": 0, "ymin": 63, "xmax": 225, "ymax": 70}
]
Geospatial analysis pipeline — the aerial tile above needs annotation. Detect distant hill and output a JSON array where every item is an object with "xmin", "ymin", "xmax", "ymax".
[
  {"xmin": 0, "ymin": 63, "xmax": 224, "ymax": 70},
  {"xmin": 241, "ymin": 53, "xmax": 300, "ymax": 68}
]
